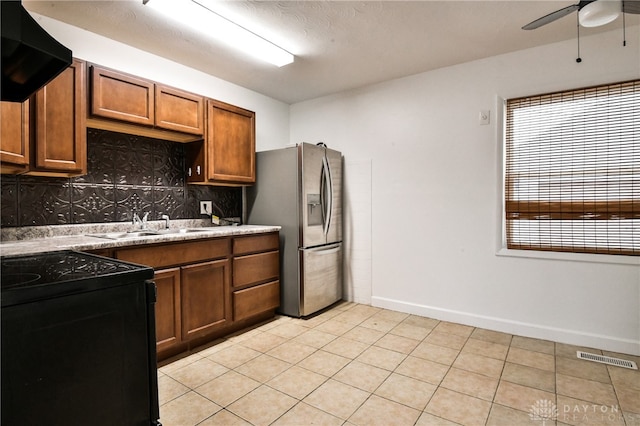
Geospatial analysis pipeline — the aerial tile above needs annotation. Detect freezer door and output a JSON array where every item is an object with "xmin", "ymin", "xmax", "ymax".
[
  {"xmin": 299, "ymin": 243, "xmax": 343, "ymax": 316},
  {"xmin": 300, "ymin": 143, "xmax": 342, "ymax": 247}
]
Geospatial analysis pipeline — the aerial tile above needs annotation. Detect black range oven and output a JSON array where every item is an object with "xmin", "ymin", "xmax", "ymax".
[{"xmin": 1, "ymin": 251, "xmax": 161, "ymax": 426}]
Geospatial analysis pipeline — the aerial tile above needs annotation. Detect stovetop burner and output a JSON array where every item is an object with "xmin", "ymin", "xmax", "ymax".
[
  {"xmin": 1, "ymin": 273, "xmax": 41, "ymax": 286},
  {"xmin": 1, "ymin": 251, "xmax": 154, "ymax": 306}
]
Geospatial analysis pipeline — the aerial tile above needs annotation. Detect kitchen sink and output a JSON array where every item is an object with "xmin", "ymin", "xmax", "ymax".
[
  {"xmin": 155, "ymin": 228, "xmax": 209, "ymax": 235},
  {"xmin": 87, "ymin": 229, "xmax": 209, "ymax": 240},
  {"xmin": 87, "ymin": 231, "xmax": 160, "ymax": 240}
]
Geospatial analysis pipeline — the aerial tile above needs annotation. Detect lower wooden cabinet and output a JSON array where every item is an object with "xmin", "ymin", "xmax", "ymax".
[
  {"xmin": 154, "ymin": 268, "xmax": 181, "ymax": 354},
  {"xmin": 115, "ymin": 232, "xmax": 279, "ymax": 361},
  {"xmin": 233, "ymin": 281, "xmax": 280, "ymax": 322},
  {"xmin": 232, "ymin": 233, "xmax": 280, "ymax": 322},
  {"xmin": 232, "ymin": 251, "xmax": 279, "ymax": 288},
  {"xmin": 181, "ymin": 259, "xmax": 231, "ymax": 340}
]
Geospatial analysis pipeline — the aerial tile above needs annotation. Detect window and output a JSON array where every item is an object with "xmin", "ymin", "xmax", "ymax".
[{"xmin": 504, "ymin": 80, "xmax": 639, "ymax": 256}]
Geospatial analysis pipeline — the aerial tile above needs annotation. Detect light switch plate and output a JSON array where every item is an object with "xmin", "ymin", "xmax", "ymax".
[{"xmin": 479, "ymin": 110, "xmax": 490, "ymax": 125}]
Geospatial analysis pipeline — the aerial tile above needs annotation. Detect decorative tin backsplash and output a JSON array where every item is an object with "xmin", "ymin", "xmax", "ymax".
[{"xmin": 0, "ymin": 129, "xmax": 241, "ymax": 227}]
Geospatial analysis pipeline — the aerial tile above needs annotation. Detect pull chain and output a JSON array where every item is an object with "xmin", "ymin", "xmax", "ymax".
[
  {"xmin": 623, "ymin": 1, "xmax": 627, "ymax": 47},
  {"xmin": 576, "ymin": 13, "xmax": 582, "ymax": 63}
]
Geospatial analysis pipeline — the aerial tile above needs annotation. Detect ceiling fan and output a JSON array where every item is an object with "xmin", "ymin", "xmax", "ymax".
[{"xmin": 522, "ymin": 0, "xmax": 640, "ymax": 30}]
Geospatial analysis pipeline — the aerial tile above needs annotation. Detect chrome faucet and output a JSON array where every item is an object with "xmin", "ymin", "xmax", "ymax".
[
  {"xmin": 161, "ymin": 214, "xmax": 170, "ymax": 229},
  {"xmin": 132, "ymin": 211, "xmax": 150, "ymax": 230}
]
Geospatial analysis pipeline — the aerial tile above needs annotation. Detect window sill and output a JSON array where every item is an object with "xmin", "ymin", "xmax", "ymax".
[{"xmin": 496, "ymin": 248, "xmax": 640, "ymax": 266}]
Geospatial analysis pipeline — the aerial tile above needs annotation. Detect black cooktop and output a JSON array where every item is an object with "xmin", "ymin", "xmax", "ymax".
[{"xmin": 1, "ymin": 251, "xmax": 154, "ymax": 307}]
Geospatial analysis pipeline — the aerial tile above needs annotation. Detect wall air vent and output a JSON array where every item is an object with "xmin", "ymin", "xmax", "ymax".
[{"xmin": 577, "ymin": 351, "xmax": 638, "ymax": 370}]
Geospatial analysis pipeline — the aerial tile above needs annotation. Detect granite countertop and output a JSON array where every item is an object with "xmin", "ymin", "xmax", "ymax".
[{"xmin": 0, "ymin": 219, "xmax": 280, "ymax": 257}]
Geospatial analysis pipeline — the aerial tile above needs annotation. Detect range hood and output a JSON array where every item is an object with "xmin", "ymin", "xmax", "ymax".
[{"xmin": 1, "ymin": 1, "xmax": 72, "ymax": 102}]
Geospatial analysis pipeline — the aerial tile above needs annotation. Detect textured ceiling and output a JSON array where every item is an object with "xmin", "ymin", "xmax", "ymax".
[{"xmin": 24, "ymin": 1, "xmax": 639, "ymax": 104}]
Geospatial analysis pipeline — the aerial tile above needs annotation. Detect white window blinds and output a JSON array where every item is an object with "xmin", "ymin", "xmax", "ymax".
[{"xmin": 505, "ymin": 80, "xmax": 639, "ymax": 256}]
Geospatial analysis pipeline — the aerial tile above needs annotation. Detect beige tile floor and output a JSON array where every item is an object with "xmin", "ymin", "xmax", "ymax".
[{"xmin": 157, "ymin": 302, "xmax": 640, "ymax": 426}]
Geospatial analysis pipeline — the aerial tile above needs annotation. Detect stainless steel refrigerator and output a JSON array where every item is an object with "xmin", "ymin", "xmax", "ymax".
[{"xmin": 245, "ymin": 142, "xmax": 342, "ymax": 317}]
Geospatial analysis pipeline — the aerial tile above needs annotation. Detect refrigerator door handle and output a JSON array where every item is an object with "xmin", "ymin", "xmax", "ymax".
[
  {"xmin": 305, "ymin": 243, "xmax": 341, "ymax": 255},
  {"xmin": 321, "ymin": 155, "xmax": 333, "ymax": 236}
]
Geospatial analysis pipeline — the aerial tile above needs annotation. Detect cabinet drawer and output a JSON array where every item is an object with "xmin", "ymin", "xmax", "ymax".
[
  {"xmin": 90, "ymin": 65, "xmax": 154, "ymax": 126},
  {"xmin": 233, "ymin": 233, "xmax": 279, "ymax": 255},
  {"xmin": 233, "ymin": 281, "xmax": 279, "ymax": 321},
  {"xmin": 233, "ymin": 251, "xmax": 279, "ymax": 288},
  {"xmin": 116, "ymin": 238, "xmax": 229, "ymax": 268}
]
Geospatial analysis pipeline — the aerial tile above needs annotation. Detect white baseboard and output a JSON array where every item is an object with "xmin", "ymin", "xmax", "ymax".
[{"xmin": 371, "ymin": 296, "xmax": 640, "ymax": 357}]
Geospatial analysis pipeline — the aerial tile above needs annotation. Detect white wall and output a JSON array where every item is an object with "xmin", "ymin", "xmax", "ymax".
[
  {"xmin": 290, "ymin": 27, "xmax": 640, "ymax": 355},
  {"xmin": 34, "ymin": 12, "xmax": 640, "ymax": 355},
  {"xmin": 31, "ymin": 13, "xmax": 290, "ymax": 151}
]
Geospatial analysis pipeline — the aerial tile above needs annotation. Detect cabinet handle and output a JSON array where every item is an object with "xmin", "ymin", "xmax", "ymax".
[
  {"xmin": 188, "ymin": 167, "xmax": 192, "ymax": 177},
  {"xmin": 196, "ymin": 166, "xmax": 201, "ymax": 175}
]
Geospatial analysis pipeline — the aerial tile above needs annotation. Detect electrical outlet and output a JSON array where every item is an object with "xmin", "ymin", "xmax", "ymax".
[{"xmin": 200, "ymin": 201, "xmax": 212, "ymax": 215}]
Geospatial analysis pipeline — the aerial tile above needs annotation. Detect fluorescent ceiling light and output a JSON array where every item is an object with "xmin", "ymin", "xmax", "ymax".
[
  {"xmin": 579, "ymin": 0, "xmax": 621, "ymax": 27},
  {"xmin": 144, "ymin": 0, "xmax": 294, "ymax": 67}
]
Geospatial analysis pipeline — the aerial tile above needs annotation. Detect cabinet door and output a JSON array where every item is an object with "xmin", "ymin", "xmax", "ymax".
[
  {"xmin": 0, "ymin": 100, "xmax": 29, "ymax": 174},
  {"xmin": 155, "ymin": 85, "xmax": 204, "ymax": 135},
  {"xmin": 90, "ymin": 65, "xmax": 154, "ymax": 126},
  {"xmin": 154, "ymin": 268, "xmax": 182, "ymax": 353},
  {"xmin": 31, "ymin": 58, "xmax": 86, "ymax": 174},
  {"xmin": 207, "ymin": 99, "xmax": 255, "ymax": 184},
  {"xmin": 181, "ymin": 259, "xmax": 231, "ymax": 340}
]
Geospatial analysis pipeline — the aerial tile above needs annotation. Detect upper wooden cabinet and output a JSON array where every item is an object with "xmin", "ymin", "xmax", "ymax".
[
  {"xmin": 0, "ymin": 100, "xmax": 30, "ymax": 174},
  {"xmin": 87, "ymin": 62, "xmax": 255, "ymax": 183},
  {"xmin": 208, "ymin": 100, "xmax": 255, "ymax": 183},
  {"xmin": 187, "ymin": 99, "xmax": 256, "ymax": 186},
  {"xmin": 90, "ymin": 65, "xmax": 154, "ymax": 126},
  {"xmin": 88, "ymin": 65, "xmax": 204, "ymax": 138},
  {"xmin": 0, "ymin": 58, "xmax": 86, "ymax": 176},
  {"xmin": 30, "ymin": 59, "xmax": 87, "ymax": 175},
  {"xmin": 155, "ymin": 84, "xmax": 205, "ymax": 135}
]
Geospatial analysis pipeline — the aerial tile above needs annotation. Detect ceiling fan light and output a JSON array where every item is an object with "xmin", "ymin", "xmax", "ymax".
[{"xmin": 578, "ymin": 0, "xmax": 621, "ymax": 27}]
